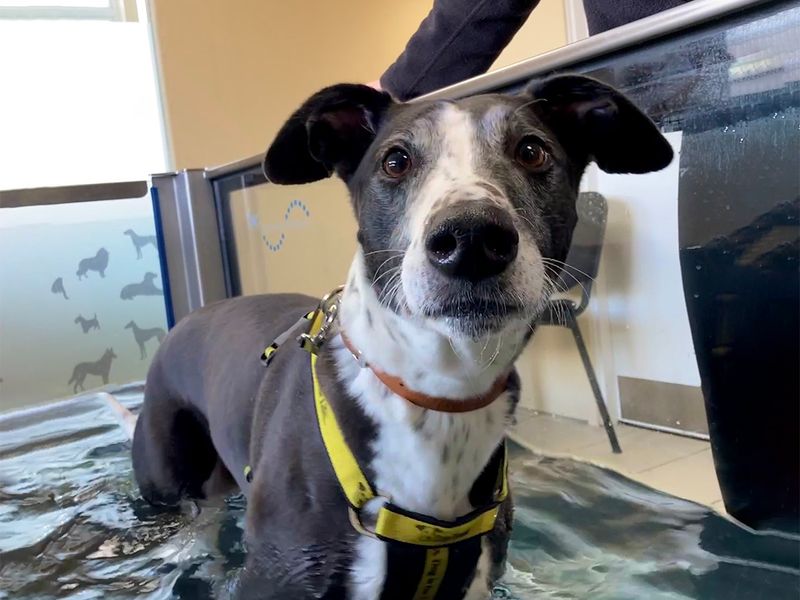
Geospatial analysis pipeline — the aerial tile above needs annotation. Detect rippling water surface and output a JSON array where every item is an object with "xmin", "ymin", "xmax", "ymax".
[{"xmin": 1, "ymin": 389, "xmax": 797, "ymax": 599}]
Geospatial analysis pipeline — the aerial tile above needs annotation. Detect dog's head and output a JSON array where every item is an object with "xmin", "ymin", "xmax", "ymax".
[{"xmin": 264, "ymin": 75, "xmax": 672, "ymax": 338}]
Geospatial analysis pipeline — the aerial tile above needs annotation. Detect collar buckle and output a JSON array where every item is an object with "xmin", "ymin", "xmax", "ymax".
[{"xmin": 298, "ymin": 285, "xmax": 344, "ymax": 354}]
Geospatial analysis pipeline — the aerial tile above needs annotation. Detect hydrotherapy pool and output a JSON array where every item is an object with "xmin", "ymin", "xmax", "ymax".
[{"xmin": 1, "ymin": 386, "xmax": 797, "ymax": 599}]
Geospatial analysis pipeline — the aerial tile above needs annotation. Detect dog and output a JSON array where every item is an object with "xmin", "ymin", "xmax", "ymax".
[
  {"xmin": 124, "ymin": 229, "xmax": 158, "ymax": 259},
  {"xmin": 75, "ymin": 313, "xmax": 101, "ymax": 333},
  {"xmin": 68, "ymin": 348, "xmax": 117, "ymax": 393},
  {"xmin": 76, "ymin": 247, "xmax": 109, "ymax": 280},
  {"xmin": 124, "ymin": 320, "xmax": 166, "ymax": 359},
  {"xmin": 120, "ymin": 272, "xmax": 163, "ymax": 300},
  {"xmin": 51, "ymin": 276, "xmax": 69, "ymax": 300},
  {"xmin": 118, "ymin": 75, "xmax": 671, "ymax": 599}
]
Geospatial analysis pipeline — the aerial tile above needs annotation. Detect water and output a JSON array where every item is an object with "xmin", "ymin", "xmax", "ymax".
[{"xmin": 1, "ymin": 389, "xmax": 797, "ymax": 599}]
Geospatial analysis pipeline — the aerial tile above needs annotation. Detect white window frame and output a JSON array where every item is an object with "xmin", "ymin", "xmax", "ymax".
[{"xmin": 0, "ymin": 0, "xmax": 134, "ymax": 21}]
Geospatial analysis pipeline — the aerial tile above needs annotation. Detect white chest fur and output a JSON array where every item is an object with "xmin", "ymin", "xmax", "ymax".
[
  {"xmin": 336, "ymin": 345, "xmax": 508, "ymax": 600},
  {"xmin": 334, "ymin": 343, "xmax": 511, "ymax": 520},
  {"xmin": 337, "ymin": 254, "xmax": 516, "ymax": 598}
]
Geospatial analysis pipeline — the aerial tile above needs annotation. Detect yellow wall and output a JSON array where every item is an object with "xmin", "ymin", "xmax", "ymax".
[
  {"xmin": 149, "ymin": 0, "xmax": 566, "ymax": 169},
  {"xmin": 492, "ymin": 0, "xmax": 567, "ymax": 70}
]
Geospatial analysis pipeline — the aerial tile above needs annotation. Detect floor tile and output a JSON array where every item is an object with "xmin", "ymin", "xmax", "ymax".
[
  {"xmin": 636, "ymin": 448, "xmax": 722, "ymax": 506},
  {"xmin": 509, "ymin": 412, "xmax": 721, "ymax": 508},
  {"xmin": 578, "ymin": 426, "xmax": 709, "ymax": 475}
]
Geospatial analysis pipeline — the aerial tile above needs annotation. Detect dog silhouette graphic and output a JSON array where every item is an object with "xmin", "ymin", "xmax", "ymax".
[
  {"xmin": 76, "ymin": 248, "xmax": 109, "ymax": 280},
  {"xmin": 124, "ymin": 229, "xmax": 158, "ymax": 259},
  {"xmin": 125, "ymin": 320, "xmax": 166, "ymax": 359},
  {"xmin": 68, "ymin": 348, "xmax": 117, "ymax": 393},
  {"xmin": 74, "ymin": 313, "xmax": 101, "ymax": 333},
  {"xmin": 51, "ymin": 277, "xmax": 69, "ymax": 300},
  {"xmin": 120, "ymin": 272, "xmax": 163, "ymax": 300}
]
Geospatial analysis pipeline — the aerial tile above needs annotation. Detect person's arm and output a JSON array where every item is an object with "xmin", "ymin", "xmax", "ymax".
[{"xmin": 380, "ymin": 0, "xmax": 540, "ymax": 101}]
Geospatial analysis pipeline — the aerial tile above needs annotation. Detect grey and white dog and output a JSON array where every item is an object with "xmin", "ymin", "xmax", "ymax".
[{"xmin": 120, "ymin": 75, "xmax": 672, "ymax": 599}]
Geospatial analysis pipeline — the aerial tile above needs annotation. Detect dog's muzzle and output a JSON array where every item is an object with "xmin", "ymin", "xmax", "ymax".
[{"xmin": 424, "ymin": 203, "xmax": 519, "ymax": 282}]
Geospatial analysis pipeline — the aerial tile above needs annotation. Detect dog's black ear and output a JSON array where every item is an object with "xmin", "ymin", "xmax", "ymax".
[
  {"xmin": 264, "ymin": 84, "xmax": 393, "ymax": 185},
  {"xmin": 528, "ymin": 74, "xmax": 673, "ymax": 174}
]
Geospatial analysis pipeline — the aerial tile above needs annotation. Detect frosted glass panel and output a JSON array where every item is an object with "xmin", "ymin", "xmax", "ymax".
[
  {"xmin": 226, "ymin": 177, "xmax": 357, "ymax": 297},
  {"xmin": 0, "ymin": 196, "xmax": 167, "ymax": 412}
]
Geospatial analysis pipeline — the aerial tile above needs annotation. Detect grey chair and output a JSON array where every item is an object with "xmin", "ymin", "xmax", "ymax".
[{"xmin": 537, "ymin": 192, "xmax": 622, "ymax": 454}]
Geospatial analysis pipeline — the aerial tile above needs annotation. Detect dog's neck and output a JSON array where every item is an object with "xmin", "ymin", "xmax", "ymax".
[
  {"xmin": 338, "ymin": 252, "xmax": 525, "ymax": 401},
  {"xmin": 332, "ymin": 252, "xmax": 520, "ymax": 520}
]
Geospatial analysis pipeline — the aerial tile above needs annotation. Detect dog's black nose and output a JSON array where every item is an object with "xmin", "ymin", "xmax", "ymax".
[{"xmin": 425, "ymin": 205, "xmax": 519, "ymax": 281}]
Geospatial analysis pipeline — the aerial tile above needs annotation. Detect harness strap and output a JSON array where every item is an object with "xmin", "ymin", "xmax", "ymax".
[
  {"xmin": 254, "ymin": 299, "xmax": 510, "ymax": 599},
  {"xmin": 414, "ymin": 547, "xmax": 449, "ymax": 600},
  {"xmin": 260, "ymin": 311, "xmax": 316, "ymax": 366},
  {"xmin": 309, "ymin": 309, "xmax": 508, "ymax": 548}
]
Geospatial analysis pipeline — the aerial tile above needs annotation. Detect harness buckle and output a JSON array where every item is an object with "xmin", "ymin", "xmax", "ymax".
[{"xmin": 298, "ymin": 285, "xmax": 344, "ymax": 354}]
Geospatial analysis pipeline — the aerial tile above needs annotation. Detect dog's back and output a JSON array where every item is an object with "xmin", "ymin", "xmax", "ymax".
[
  {"xmin": 131, "ymin": 294, "xmax": 318, "ymax": 499},
  {"xmin": 131, "ymin": 293, "xmax": 380, "ymax": 596}
]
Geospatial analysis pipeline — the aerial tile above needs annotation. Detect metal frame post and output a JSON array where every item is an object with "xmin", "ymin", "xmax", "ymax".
[{"xmin": 150, "ymin": 169, "xmax": 228, "ymax": 326}]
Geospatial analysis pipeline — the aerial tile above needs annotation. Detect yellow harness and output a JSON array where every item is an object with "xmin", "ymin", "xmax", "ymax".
[{"xmin": 257, "ymin": 298, "xmax": 510, "ymax": 599}]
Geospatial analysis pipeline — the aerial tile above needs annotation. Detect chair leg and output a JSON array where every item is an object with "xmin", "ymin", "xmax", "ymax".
[{"xmin": 565, "ymin": 309, "xmax": 623, "ymax": 454}]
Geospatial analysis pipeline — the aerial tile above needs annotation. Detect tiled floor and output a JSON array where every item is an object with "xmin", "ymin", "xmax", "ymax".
[{"xmin": 510, "ymin": 407, "xmax": 724, "ymax": 510}]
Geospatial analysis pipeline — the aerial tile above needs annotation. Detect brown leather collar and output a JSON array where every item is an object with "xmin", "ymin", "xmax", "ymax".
[{"xmin": 340, "ymin": 331, "xmax": 509, "ymax": 413}]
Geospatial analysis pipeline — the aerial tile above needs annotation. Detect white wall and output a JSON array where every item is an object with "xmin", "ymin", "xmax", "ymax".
[{"xmin": 518, "ymin": 132, "xmax": 701, "ymax": 423}]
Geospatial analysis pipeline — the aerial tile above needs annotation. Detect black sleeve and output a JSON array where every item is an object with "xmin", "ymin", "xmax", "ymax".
[{"xmin": 380, "ymin": 0, "xmax": 541, "ymax": 101}]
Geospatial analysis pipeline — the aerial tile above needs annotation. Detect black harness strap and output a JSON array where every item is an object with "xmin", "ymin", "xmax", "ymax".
[{"xmin": 378, "ymin": 537, "xmax": 483, "ymax": 600}]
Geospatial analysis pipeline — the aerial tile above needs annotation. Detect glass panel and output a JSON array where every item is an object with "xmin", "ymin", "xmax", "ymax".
[
  {"xmin": 225, "ymin": 177, "xmax": 357, "ymax": 297},
  {"xmin": 0, "ymin": 194, "xmax": 168, "ymax": 412},
  {"xmin": 559, "ymin": 1, "xmax": 799, "ymax": 532}
]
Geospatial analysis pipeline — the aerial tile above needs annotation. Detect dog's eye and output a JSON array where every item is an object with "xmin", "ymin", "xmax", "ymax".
[
  {"xmin": 382, "ymin": 148, "xmax": 412, "ymax": 178},
  {"xmin": 515, "ymin": 138, "xmax": 549, "ymax": 172}
]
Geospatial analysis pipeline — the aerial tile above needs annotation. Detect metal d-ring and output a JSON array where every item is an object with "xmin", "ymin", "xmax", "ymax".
[
  {"xmin": 348, "ymin": 506, "xmax": 378, "ymax": 539},
  {"xmin": 297, "ymin": 285, "xmax": 345, "ymax": 353},
  {"xmin": 347, "ymin": 492, "xmax": 392, "ymax": 540}
]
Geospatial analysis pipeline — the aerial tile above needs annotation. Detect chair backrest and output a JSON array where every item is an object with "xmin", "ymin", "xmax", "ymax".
[{"xmin": 554, "ymin": 191, "xmax": 608, "ymax": 313}]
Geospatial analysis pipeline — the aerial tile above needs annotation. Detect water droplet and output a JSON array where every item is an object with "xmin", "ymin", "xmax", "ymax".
[
  {"xmin": 693, "ymin": 293, "xmax": 700, "ymax": 299},
  {"xmin": 695, "ymin": 265, "xmax": 702, "ymax": 270},
  {"xmin": 725, "ymin": 204, "xmax": 731, "ymax": 210}
]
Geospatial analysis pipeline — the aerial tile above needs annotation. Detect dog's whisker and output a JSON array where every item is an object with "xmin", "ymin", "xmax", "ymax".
[
  {"xmin": 371, "ymin": 255, "xmax": 404, "ymax": 285},
  {"xmin": 362, "ymin": 248, "xmax": 406, "ymax": 258},
  {"xmin": 372, "ymin": 264, "xmax": 402, "ymax": 288},
  {"xmin": 541, "ymin": 257, "xmax": 596, "ymax": 283},
  {"xmin": 511, "ymin": 96, "xmax": 547, "ymax": 118},
  {"xmin": 542, "ymin": 262, "xmax": 591, "ymax": 301}
]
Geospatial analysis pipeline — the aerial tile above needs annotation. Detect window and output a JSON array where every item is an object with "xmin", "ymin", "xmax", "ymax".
[{"xmin": 0, "ymin": 0, "xmax": 135, "ymax": 22}]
